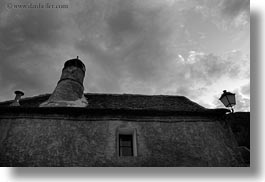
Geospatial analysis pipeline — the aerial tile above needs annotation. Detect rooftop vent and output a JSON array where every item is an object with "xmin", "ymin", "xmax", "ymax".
[{"xmin": 10, "ymin": 90, "xmax": 24, "ymax": 106}]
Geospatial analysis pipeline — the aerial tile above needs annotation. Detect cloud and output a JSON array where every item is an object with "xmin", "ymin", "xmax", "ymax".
[
  {"xmin": 195, "ymin": 0, "xmax": 250, "ymax": 29},
  {"xmin": 181, "ymin": 51, "xmax": 248, "ymax": 85},
  {"xmin": 220, "ymin": 0, "xmax": 250, "ymax": 28},
  {"xmin": 212, "ymin": 81, "xmax": 250, "ymax": 112},
  {"xmin": 72, "ymin": 0, "xmax": 186, "ymax": 89},
  {"xmin": 159, "ymin": 50, "xmax": 250, "ymax": 110},
  {"xmin": 236, "ymin": 82, "xmax": 250, "ymax": 111},
  {"xmin": 0, "ymin": 0, "xmax": 249, "ymax": 111},
  {"xmin": 240, "ymin": 82, "xmax": 250, "ymax": 97},
  {"xmin": 220, "ymin": 0, "xmax": 249, "ymax": 18},
  {"xmin": 0, "ymin": 0, "xmax": 69, "ymax": 99}
]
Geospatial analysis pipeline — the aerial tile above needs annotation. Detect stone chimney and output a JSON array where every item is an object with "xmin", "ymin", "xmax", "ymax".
[
  {"xmin": 10, "ymin": 90, "xmax": 24, "ymax": 106},
  {"xmin": 40, "ymin": 57, "xmax": 88, "ymax": 107}
]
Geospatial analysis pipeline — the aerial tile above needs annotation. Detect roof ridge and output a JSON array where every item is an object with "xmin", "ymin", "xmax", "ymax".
[
  {"xmin": 84, "ymin": 92, "xmax": 186, "ymax": 98},
  {"xmin": 0, "ymin": 93, "xmax": 51, "ymax": 104},
  {"xmin": 1, "ymin": 92, "xmax": 190, "ymax": 104}
]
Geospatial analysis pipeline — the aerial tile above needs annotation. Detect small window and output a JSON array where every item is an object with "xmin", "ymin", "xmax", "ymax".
[
  {"xmin": 117, "ymin": 128, "xmax": 137, "ymax": 157},
  {"xmin": 119, "ymin": 134, "xmax": 133, "ymax": 156}
]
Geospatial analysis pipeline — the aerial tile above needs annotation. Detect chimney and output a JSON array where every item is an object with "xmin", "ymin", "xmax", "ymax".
[
  {"xmin": 10, "ymin": 90, "xmax": 24, "ymax": 106},
  {"xmin": 40, "ymin": 57, "xmax": 88, "ymax": 107}
]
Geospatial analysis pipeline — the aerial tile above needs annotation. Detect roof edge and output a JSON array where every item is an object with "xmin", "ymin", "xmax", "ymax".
[{"xmin": 0, "ymin": 106, "xmax": 229, "ymax": 117}]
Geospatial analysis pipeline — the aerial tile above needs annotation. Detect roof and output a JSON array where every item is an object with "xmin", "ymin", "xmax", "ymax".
[{"xmin": 0, "ymin": 93, "xmax": 228, "ymax": 115}]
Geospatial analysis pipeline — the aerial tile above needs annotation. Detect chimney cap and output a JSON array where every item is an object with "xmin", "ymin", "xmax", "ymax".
[
  {"xmin": 64, "ymin": 57, "xmax": 86, "ymax": 71},
  {"xmin": 14, "ymin": 90, "xmax": 24, "ymax": 96}
]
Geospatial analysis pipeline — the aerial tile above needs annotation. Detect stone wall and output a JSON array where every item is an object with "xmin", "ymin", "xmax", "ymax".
[
  {"xmin": 226, "ymin": 112, "xmax": 250, "ymax": 164},
  {"xmin": 226, "ymin": 112, "xmax": 250, "ymax": 148},
  {"xmin": 0, "ymin": 114, "xmax": 245, "ymax": 167}
]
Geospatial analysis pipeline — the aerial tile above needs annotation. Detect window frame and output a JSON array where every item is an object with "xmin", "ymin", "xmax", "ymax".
[
  {"xmin": 116, "ymin": 128, "xmax": 137, "ymax": 157},
  {"xmin": 119, "ymin": 134, "xmax": 133, "ymax": 156}
]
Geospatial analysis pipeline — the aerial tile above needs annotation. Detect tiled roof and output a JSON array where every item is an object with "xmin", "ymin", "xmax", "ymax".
[
  {"xmin": 0, "ymin": 93, "xmax": 227, "ymax": 114},
  {"xmin": 0, "ymin": 94, "xmax": 51, "ymax": 108},
  {"xmin": 84, "ymin": 93, "xmax": 206, "ymax": 112}
]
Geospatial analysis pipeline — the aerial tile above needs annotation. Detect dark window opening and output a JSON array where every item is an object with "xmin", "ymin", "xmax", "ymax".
[{"xmin": 119, "ymin": 134, "xmax": 133, "ymax": 156}]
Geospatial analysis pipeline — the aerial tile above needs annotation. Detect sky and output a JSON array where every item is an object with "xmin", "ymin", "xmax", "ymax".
[{"xmin": 0, "ymin": 0, "xmax": 250, "ymax": 111}]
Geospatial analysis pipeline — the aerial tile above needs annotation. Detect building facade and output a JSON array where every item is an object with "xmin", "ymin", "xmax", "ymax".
[{"xmin": 0, "ymin": 58, "xmax": 249, "ymax": 167}]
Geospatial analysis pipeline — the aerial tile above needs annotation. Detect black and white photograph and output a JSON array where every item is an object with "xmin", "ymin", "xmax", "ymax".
[{"xmin": 0, "ymin": 0, "xmax": 251, "ymax": 169}]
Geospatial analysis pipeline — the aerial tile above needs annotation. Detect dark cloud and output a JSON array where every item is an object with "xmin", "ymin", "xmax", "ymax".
[
  {"xmin": 0, "ymin": 1, "xmax": 65, "ymax": 48},
  {"xmin": 0, "ymin": 50, "xmax": 61, "ymax": 100},
  {"xmin": 220, "ymin": 0, "xmax": 249, "ymax": 17},
  {"xmin": 108, "ymin": 8, "xmax": 139, "ymax": 35},
  {"xmin": 73, "ymin": 0, "xmax": 180, "ymax": 91},
  {"xmin": 0, "ymin": 0, "xmax": 68, "ymax": 100},
  {"xmin": 0, "ymin": 0, "xmax": 249, "ymax": 110},
  {"xmin": 195, "ymin": 0, "xmax": 249, "ymax": 28}
]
